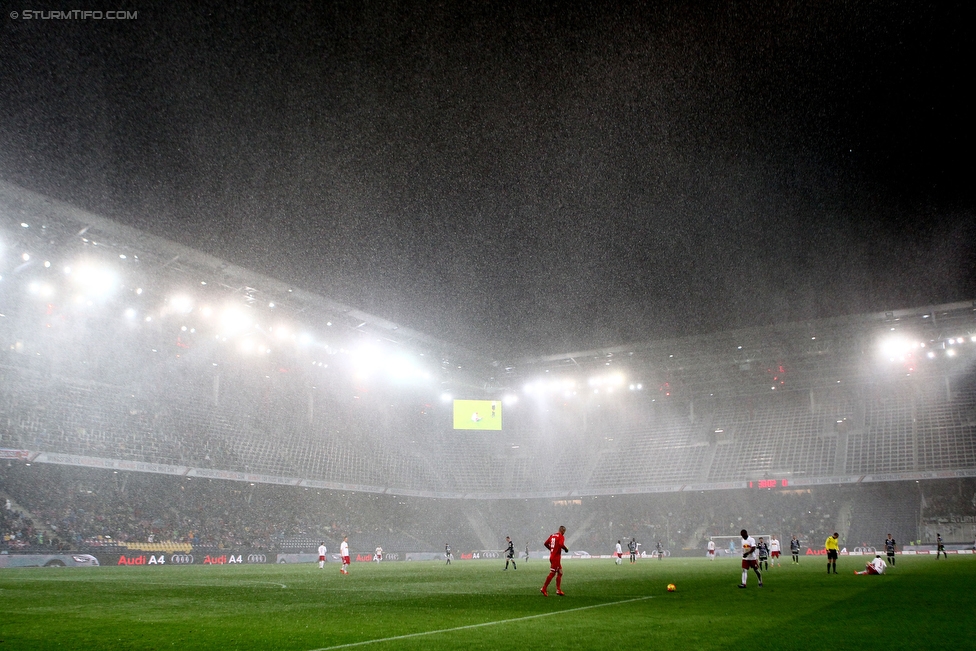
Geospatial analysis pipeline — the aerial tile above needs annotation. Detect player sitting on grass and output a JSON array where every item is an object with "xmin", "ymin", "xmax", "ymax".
[{"xmin": 855, "ymin": 554, "xmax": 887, "ymax": 575}]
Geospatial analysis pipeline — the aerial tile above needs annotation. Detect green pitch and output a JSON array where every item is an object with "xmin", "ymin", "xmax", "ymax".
[{"xmin": 1, "ymin": 556, "xmax": 972, "ymax": 650}]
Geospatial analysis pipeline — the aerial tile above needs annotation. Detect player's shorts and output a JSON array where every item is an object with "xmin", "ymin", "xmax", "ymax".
[
  {"xmin": 866, "ymin": 566, "xmax": 881, "ymax": 575},
  {"xmin": 771, "ymin": 551, "xmax": 780, "ymax": 558},
  {"xmin": 549, "ymin": 557, "xmax": 563, "ymax": 572},
  {"xmin": 826, "ymin": 549, "xmax": 838, "ymax": 560},
  {"xmin": 342, "ymin": 556, "xmax": 350, "ymax": 565},
  {"xmin": 707, "ymin": 550, "xmax": 715, "ymax": 556},
  {"xmin": 741, "ymin": 559, "xmax": 759, "ymax": 570},
  {"xmin": 616, "ymin": 553, "xmax": 623, "ymax": 558},
  {"xmin": 319, "ymin": 555, "xmax": 326, "ymax": 562}
]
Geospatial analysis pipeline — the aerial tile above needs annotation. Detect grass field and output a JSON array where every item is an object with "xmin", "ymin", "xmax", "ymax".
[{"xmin": 1, "ymin": 555, "xmax": 973, "ymax": 650}]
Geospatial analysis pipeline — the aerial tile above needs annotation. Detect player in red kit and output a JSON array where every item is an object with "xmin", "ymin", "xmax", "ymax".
[{"xmin": 541, "ymin": 525, "xmax": 568, "ymax": 597}]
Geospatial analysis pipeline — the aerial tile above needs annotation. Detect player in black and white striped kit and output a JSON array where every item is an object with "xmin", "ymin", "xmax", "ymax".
[
  {"xmin": 790, "ymin": 535, "xmax": 801, "ymax": 564},
  {"xmin": 503, "ymin": 536, "xmax": 517, "ymax": 570},
  {"xmin": 757, "ymin": 538, "xmax": 770, "ymax": 571},
  {"xmin": 884, "ymin": 534, "xmax": 896, "ymax": 566}
]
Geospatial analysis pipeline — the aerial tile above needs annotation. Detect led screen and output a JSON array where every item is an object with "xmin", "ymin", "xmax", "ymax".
[{"xmin": 453, "ymin": 399, "xmax": 501, "ymax": 430}]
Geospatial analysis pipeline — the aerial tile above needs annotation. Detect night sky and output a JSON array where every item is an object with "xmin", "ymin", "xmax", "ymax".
[{"xmin": 1, "ymin": 1, "xmax": 972, "ymax": 357}]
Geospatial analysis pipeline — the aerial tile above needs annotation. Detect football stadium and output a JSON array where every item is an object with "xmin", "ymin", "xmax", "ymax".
[
  {"xmin": 2, "ymin": 2, "xmax": 974, "ymax": 649},
  {"xmin": 2, "ymin": 180, "xmax": 975, "ymax": 649}
]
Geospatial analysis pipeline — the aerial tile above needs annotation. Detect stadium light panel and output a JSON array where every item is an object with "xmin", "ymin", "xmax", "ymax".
[
  {"xmin": 27, "ymin": 281, "xmax": 55, "ymax": 298},
  {"xmin": 350, "ymin": 343, "xmax": 383, "ymax": 379},
  {"xmin": 69, "ymin": 262, "xmax": 118, "ymax": 298},
  {"xmin": 272, "ymin": 325, "xmax": 291, "ymax": 341},
  {"xmin": 167, "ymin": 295, "xmax": 194, "ymax": 314},
  {"xmin": 879, "ymin": 335, "xmax": 919, "ymax": 361},
  {"xmin": 218, "ymin": 305, "xmax": 252, "ymax": 336}
]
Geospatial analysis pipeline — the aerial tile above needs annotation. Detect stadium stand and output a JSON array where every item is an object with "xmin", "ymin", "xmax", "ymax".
[{"xmin": 2, "ymin": 180, "xmax": 976, "ymax": 553}]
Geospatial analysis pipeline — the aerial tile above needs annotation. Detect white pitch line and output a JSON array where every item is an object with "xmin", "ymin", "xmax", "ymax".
[{"xmin": 309, "ymin": 595, "xmax": 654, "ymax": 651}]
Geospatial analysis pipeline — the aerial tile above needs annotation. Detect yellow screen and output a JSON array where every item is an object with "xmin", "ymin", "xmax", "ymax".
[{"xmin": 453, "ymin": 399, "xmax": 502, "ymax": 430}]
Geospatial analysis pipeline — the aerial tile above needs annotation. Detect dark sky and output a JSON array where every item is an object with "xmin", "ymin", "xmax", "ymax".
[{"xmin": 1, "ymin": 0, "xmax": 973, "ymax": 357}]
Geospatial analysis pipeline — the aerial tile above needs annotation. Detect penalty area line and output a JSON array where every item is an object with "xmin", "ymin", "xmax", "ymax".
[{"xmin": 309, "ymin": 595, "xmax": 654, "ymax": 651}]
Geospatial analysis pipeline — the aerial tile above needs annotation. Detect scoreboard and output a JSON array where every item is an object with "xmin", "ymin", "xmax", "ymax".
[{"xmin": 748, "ymin": 479, "xmax": 790, "ymax": 489}]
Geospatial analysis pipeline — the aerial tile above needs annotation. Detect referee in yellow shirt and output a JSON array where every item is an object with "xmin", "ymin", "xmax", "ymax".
[{"xmin": 825, "ymin": 532, "xmax": 840, "ymax": 574}]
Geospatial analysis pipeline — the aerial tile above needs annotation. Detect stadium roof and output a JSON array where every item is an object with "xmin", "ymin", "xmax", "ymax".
[{"xmin": 4, "ymin": 178, "xmax": 975, "ymax": 401}]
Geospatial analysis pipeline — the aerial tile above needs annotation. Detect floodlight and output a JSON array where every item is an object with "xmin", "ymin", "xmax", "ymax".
[
  {"xmin": 440, "ymin": 392, "xmax": 453, "ymax": 403},
  {"xmin": 168, "ymin": 295, "xmax": 194, "ymax": 314},
  {"xmin": 350, "ymin": 344, "xmax": 383, "ymax": 379},
  {"xmin": 502, "ymin": 394, "xmax": 518, "ymax": 406},
  {"xmin": 272, "ymin": 324, "xmax": 293, "ymax": 341},
  {"xmin": 879, "ymin": 335, "xmax": 918, "ymax": 361},
  {"xmin": 27, "ymin": 281, "xmax": 55, "ymax": 298},
  {"xmin": 69, "ymin": 263, "xmax": 118, "ymax": 298},
  {"xmin": 219, "ymin": 305, "xmax": 252, "ymax": 336}
]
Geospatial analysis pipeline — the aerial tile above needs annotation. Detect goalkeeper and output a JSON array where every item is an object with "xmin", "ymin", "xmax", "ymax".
[{"xmin": 738, "ymin": 529, "xmax": 763, "ymax": 589}]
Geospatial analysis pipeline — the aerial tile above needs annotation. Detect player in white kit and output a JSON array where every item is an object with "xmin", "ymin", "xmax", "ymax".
[
  {"xmin": 340, "ymin": 537, "xmax": 350, "ymax": 574},
  {"xmin": 855, "ymin": 554, "xmax": 887, "ymax": 575},
  {"xmin": 738, "ymin": 529, "xmax": 763, "ymax": 588}
]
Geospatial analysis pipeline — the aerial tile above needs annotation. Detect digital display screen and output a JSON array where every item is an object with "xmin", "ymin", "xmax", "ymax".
[
  {"xmin": 453, "ymin": 399, "xmax": 501, "ymax": 430},
  {"xmin": 748, "ymin": 479, "xmax": 789, "ymax": 488}
]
